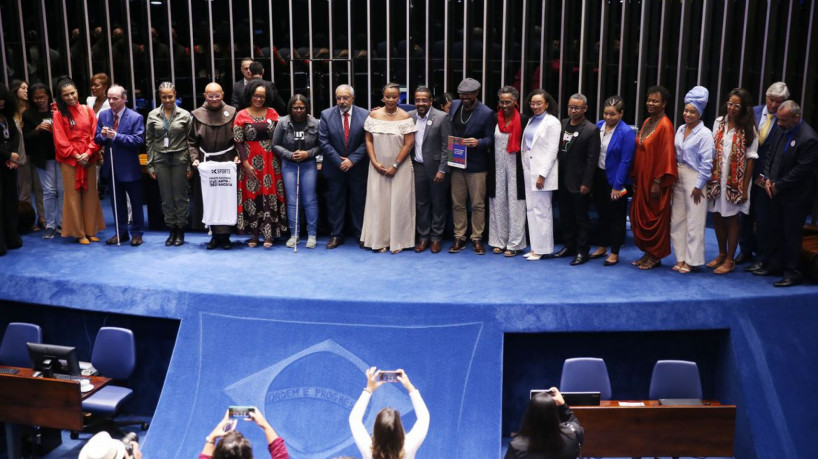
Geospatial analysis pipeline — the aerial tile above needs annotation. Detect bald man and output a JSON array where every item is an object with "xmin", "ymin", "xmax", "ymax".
[{"xmin": 188, "ymin": 83, "xmax": 240, "ymax": 249}]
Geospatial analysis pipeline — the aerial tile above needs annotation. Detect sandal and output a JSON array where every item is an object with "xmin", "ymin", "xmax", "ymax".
[
  {"xmin": 632, "ymin": 253, "xmax": 650, "ymax": 266},
  {"xmin": 503, "ymin": 249, "xmax": 519, "ymax": 257},
  {"xmin": 263, "ymin": 239, "xmax": 273, "ymax": 248},
  {"xmin": 672, "ymin": 262, "xmax": 684, "ymax": 271},
  {"xmin": 714, "ymin": 259, "xmax": 735, "ymax": 275},
  {"xmin": 706, "ymin": 254, "xmax": 726, "ymax": 269},
  {"xmin": 391, "ymin": 249, "xmax": 402, "ymax": 254},
  {"xmin": 378, "ymin": 247, "xmax": 388, "ymax": 253},
  {"xmin": 638, "ymin": 256, "xmax": 662, "ymax": 270},
  {"xmin": 492, "ymin": 247, "xmax": 504, "ymax": 254},
  {"xmin": 679, "ymin": 263, "xmax": 693, "ymax": 274},
  {"xmin": 247, "ymin": 238, "xmax": 259, "ymax": 248}
]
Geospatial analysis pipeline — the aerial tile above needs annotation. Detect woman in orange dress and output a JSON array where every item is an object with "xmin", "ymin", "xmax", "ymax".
[
  {"xmin": 630, "ymin": 86, "xmax": 677, "ymax": 269},
  {"xmin": 52, "ymin": 76, "xmax": 105, "ymax": 244}
]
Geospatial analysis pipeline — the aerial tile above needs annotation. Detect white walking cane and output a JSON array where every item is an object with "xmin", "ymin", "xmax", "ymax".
[
  {"xmin": 293, "ymin": 133, "xmax": 304, "ymax": 254},
  {"xmin": 108, "ymin": 131, "xmax": 121, "ymax": 246}
]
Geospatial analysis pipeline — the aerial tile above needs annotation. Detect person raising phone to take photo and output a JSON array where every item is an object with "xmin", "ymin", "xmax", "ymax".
[
  {"xmin": 349, "ymin": 367, "xmax": 430, "ymax": 459},
  {"xmin": 200, "ymin": 408, "xmax": 289, "ymax": 459}
]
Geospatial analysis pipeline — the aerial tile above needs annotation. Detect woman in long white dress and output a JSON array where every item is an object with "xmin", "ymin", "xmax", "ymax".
[{"xmin": 361, "ymin": 83, "xmax": 417, "ymax": 253}]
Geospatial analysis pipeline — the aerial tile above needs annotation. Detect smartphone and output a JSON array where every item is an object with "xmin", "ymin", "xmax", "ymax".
[
  {"xmin": 377, "ymin": 370, "xmax": 401, "ymax": 382},
  {"xmin": 228, "ymin": 406, "xmax": 255, "ymax": 419}
]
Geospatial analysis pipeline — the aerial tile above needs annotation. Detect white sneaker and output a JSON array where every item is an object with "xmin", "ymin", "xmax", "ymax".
[
  {"xmin": 286, "ymin": 236, "xmax": 299, "ymax": 248},
  {"xmin": 306, "ymin": 236, "xmax": 317, "ymax": 248}
]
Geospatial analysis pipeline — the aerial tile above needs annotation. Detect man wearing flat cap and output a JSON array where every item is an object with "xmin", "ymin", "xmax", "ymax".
[{"xmin": 447, "ymin": 77, "xmax": 496, "ymax": 254}]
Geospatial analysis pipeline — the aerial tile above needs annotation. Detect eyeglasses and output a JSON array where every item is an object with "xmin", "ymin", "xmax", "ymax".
[
  {"xmin": 726, "ymin": 101, "xmax": 742, "ymax": 110},
  {"xmin": 567, "ymin": 105, "xmax": 585, "ymax": 111},
  {"xmin": 251, "ymin": 94, "xmax": 266, "ymax": 100},
  {"xmin": 529, "ymin": 101, "xmax": 544, "ymax": 107}
]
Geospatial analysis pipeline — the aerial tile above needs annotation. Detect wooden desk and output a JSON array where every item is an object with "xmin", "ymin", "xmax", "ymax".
[
  {"xmin": 0, "ymin": 366, "xmax": 110, "ymax": 457},
  {"xmin": 573, "ymin": 400, "xmax": 735, "ymax": 457}
]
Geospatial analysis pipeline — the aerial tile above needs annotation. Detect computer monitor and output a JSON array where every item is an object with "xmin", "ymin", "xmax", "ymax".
[{"xmin": 26, "ymin": 342, "xmax": 81, "ymax": 378}]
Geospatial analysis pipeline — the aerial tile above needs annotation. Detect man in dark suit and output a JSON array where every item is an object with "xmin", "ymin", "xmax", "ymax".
[
  {"xmin": 95, "ymin": 85, "xmax": 146, "ymax": 246},
  {"xmin": 229, "ymin": 57, "xmax": 255, "ymax": 107},
  {"xmin": 759, "ymin": 101, "xmax": 818, "ymax": 286},
  {"xmin": 408, "ymin": 86, "xmax": 452, "ymax": 253},
  {"xmin": 448, "ymin": 78, "xmax": 496, "ymax": 255},
  {"xmin": 233, "ymin": 61, "xmax": 287, "ymax": 114},
  {"xmin": 318, "ymin": 84, "xmax": 370, "ymax": 248},
  {"xmin": 553, "ymin": 93, "xmax": 600, "ymax": 265},
  {"xmin": 743, "ymin": 82, "xmax": 789, "ymax": 268}
]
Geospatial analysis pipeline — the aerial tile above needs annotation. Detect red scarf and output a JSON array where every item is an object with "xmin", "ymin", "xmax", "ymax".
[
  {"xmin": 707, "ymin": 117, "xmax": 748, "ymax": 203},
  {"xmin": 497, "ymin": 108, "xmax": 522, "ymax": 153}
]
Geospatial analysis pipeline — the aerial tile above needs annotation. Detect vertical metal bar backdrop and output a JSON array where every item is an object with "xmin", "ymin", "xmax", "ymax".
[
  {"xmin": 125, "ymin": 0, "xmax": 136, "ymax": 109},
  {"xmin": 146, "ymin": 1, "xmax": 157, "ymax": 108},
  {"xmin": 41, "ymin": 0, "xmax": 53, "ymax": 88},
  {"xmin": 16, "ymin": 0, "xmax": 29, "ymax": 86}
]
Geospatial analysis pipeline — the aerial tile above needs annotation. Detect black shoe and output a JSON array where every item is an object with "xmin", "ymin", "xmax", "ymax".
[
  {"xmin": 753, "ymin": 267, "xmax": 783, "ymax": 277},
  {"xmin": 570, "ymin": 253, "xmax": 589, "ymax": 266},
  {"xmin": 745, "ymin": 261, "xmax": 765, "ymax": 273},
  {"xmin": 734, "ymin": 252, "xmax": 754, "ymax": 264},
  {"xmin": 774, "ymin": 277, "xmax": 802, "ymax": 287},
  {"xmin": 553, "ymin": 247, "xmax": 575, "ymax": 258},
  {"xmin": 206, "ymin": 236, "xmax": 218, "ymax": 250},
  {"xmin": 165, "ymin": 229, "xmax": 177, "ymax": 246},
  {"xmin": 222, "ymin": 236, "xmax": 232, "ymax": 250},
  {"xmin": 174, "ymin": 227, "xmax": 185, "ymax": 246}
]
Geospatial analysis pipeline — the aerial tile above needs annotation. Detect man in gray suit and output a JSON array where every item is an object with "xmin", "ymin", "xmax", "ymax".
[{"xmin": 408, "ymin": 87, "xmax": 452, "ymax": 253}]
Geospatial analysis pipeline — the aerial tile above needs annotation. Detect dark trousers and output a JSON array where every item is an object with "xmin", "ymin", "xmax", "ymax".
[
  {"xmin": 752, "ymin": 185, "xmax": 774, "ymax": 263},
  {"xmin": 325, "ymin": 166, "xmax": 367, "ymax": 239},
  {"xmin": 413, "ymin": 161, "xmax": 449, "ymax": 241},
  {"xmin": 110, "ymin": 178, "xmax": 145, "ymax": 237},
  {"xmin": 738, "ymin": 181, "xmax": 764, "ymax": 255},
  {"xmin": 767, "ymin": 197, "xmax": 808, "ymax": 279},
  {"xmin": 0, "ymin": 167, "xmax": 21, "ymax": 254},
  {"xmin": 558, "ymin": 184, "xmax": 591, "ymax": 255},
  {"xmin": 592, "ymin": 168, "xmax": 628, "ymax": 254}
]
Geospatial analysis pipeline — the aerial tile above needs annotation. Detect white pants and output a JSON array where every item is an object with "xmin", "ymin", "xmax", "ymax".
[
  {"xmin": 671, "ymin": 163, "xmax": 708, "ymax": 266},
  {"xmin": 523, "ymin": 161, "xmax": 554, "ymax": 255},
  {"xmin": 489, "ymin": 152, "xmax": 527, "ymax": 251}
]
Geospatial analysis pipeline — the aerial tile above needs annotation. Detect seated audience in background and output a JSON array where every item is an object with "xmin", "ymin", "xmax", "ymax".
[
  {"xmin": 200, "ymin": 408, "xmax": 289, "ymax": 459},
  {"xmin": 79, "ymin": 431, "xmax": 142, "ymax": 459},
  {"xmin": 505, "ymin": 387, "xmax": 584, "ymax": 459},
  {"xmin": 349, "ymin": 367, "xmax": 430, "ymax": 459}
]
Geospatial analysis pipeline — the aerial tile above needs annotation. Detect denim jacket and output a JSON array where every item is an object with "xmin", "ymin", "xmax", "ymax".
[{"xmin": 272, "ymin": 115, "xmax": 321, "ymax": 162}]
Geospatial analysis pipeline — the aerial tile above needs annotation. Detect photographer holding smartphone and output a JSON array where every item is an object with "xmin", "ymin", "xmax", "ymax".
[
  {"xmin": 505, "ymin": 387, "xmax": 584, "ymax": 459},
  {"xmin": 200, "ymin": 408, "xmax": 289, "ymax": 459},
  {"xmin": 349, "ymin": 367, "xmax": 430, "ymax": 459}
]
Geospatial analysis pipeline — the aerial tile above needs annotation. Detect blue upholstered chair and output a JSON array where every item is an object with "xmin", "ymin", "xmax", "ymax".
[
  {"xmin": 648, "ymin": 359, "xmax": 703, "ymax": 400},
  {"xmin": 559, "ymin": 357, "xmax": 613, "ymax": 400},
  {"xmin": 0, "ymin": 322, "xmax": 42, "ymax": 367},
  {"xmin": 79, "ymin": 327, "xmax": 146, "ymax": 434}
]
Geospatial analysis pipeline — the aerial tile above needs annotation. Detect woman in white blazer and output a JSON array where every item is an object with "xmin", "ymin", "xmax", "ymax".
[{"xmin": 522, "ymin": 89, "xmax": 562, "ymax": 260}]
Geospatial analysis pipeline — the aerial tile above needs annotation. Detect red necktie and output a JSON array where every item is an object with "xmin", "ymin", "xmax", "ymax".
[
  {"xmin": 343, "ymin": 112, "xmax": 350, "ymax": 150},
  {"xmin": 113, "ymin": 114, "xmax": 119, "ymax": 131}
]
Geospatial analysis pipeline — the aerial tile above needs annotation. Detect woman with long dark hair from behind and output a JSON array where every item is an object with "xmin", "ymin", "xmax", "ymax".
[
  {"xmin": 199, "ymin": 408, "xmax": 289, "ymax": 459},
  {"xmin": 349, "ymin": 367, "xmax": 430, "ymax": 459},
  {"xmin": 506, "ymin": 387, "xmax": 584, "ymax": 459}
]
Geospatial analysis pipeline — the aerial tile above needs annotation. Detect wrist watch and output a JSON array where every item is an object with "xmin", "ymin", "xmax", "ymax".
[{"xmin": 392, "ymin": 162, "xmax": 400, "ymax": 169}]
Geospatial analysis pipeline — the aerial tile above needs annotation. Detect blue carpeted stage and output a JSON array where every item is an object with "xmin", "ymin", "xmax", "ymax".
[{"xmin": 2, "ymin": 220, "xmax": 817, "ymax": 458}]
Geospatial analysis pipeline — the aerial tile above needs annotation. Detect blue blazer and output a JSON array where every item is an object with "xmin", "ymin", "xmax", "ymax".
[
  {"xmin": 318, "ymin": 104, "xmax": 370, "ymax": 178},
  {"xmin": 95, "ymin": 107, "xmax": 145, "ymax": 182},
  {"xmin": 448, "ymin": 99, "xmax": 496, "ymax": 173},
  {"xmin": 596, "ymin": 119, "xmax": 635, "ymax": 190}
]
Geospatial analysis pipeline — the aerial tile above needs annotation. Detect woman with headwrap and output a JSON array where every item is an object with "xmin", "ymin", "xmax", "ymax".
[{"xmin": 670, "ymin": 87, "xmax": 715, "ymax": 273}]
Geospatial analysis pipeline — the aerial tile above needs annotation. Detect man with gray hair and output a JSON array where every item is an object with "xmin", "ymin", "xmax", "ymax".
[
  {"xmin": 757, "ymin": 101, "xmax": 818, "ymax": 286},
  {"xmin": 95, "ymin": 85, "xmax": 146, "ymax": 246},
  {"xmin": 319, "ymin": 84, "xmax": 370, "ymax": 249},
  {"xmin": 553, "ymin": 93, "xmax": 600, "ymax": 265},
  {"xmin": 743, "ymin": 82, "xmax": 790, "ymax": 268}
]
